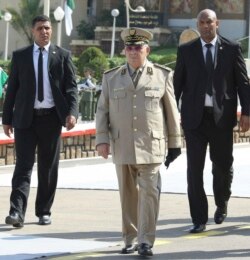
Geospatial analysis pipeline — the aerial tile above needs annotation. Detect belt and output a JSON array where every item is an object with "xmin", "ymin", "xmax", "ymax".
[
  {"xmin": 203, "ymin": 106, "xmax": 213, "ymax": 114},
  {"xmin": 33, "ymin": 107, "xmax": 56, "ymax": 116}
]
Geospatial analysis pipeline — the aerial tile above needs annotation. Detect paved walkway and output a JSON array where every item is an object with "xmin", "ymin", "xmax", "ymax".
[{"xmin": 0, "ymin": 144, "xmax": 250, "ymax": 259}]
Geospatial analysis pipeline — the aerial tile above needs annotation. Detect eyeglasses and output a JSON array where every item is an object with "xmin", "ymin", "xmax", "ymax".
[{"xmin": 125, "ymin": 45, "xmax": 145, "ymax": 52}]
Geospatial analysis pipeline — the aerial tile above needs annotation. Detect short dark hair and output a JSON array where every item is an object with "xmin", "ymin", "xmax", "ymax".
[{"xmin": 32, "ymin": 15, "xmax": 51, "ymax": 27}]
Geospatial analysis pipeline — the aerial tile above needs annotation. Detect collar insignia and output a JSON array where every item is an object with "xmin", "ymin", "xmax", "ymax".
[
  {"xmin": 147, "ymin": 67, "xmax": 153, "ymax": 75},
  {"xmin": 121, "ymin": 68, "xmax": 126, "ymax": 75}
]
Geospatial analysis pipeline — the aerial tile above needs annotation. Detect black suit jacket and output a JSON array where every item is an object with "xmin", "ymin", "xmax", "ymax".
[
  {"xmin": 174, "ymin": 36, "xmax": 250, "ymax": 130},
  {"xmin": 2, "ymin": 44, "xmax": 78, "ymax": 128}
]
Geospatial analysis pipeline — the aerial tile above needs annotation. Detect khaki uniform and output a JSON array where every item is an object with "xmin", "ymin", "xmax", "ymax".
[
  {"xmin": 96, "ymin": 60, "xmax": 181, "ymax": 246},
  {"xmin": 79, "ymin": 77, "xmax": 97, "ymax": 120}
]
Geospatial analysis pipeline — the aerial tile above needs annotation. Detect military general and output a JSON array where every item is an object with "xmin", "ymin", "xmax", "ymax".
[{"xmin": 95, "ymin": 27, "xmax": 181, "ymax": 257}]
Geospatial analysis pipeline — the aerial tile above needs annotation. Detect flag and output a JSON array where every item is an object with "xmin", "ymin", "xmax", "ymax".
[
  {"xmin": 0, "ymin": 67, "xmax": 8, "ymax": 98},
  {"xmin": 64, "ymin": 0, "xmax": 75, "ymax": 36}
]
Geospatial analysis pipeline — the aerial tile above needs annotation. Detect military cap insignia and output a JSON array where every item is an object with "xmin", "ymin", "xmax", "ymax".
[
  {"xmin": 147, "ymin": 67, "xmax": 153, "ymax": 75},
  {"xmin": 126, "ymin": 34, "xmax": 148, "ymax": 43},
  {"xmin": 129, "ymin": 28, "xmax": 136, "ymax": 36},
  {"xmin": 121, "ymin": 27, "xmax": 153, "ymax": 45}
]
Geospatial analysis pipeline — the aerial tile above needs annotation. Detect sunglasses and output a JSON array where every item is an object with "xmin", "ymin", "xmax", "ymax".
[{"xmin": 125, "ymin": 45, "xmax": 145, "ymax": 52}]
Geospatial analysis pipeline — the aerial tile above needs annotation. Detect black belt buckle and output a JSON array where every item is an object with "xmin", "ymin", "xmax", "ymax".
[{"xmin": 34, "ymin": 107, "xmax": 55, "ymax": 116}]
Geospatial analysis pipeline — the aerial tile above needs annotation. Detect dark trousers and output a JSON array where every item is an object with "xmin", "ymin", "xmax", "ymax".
[
  {"xmin": 9, "ymin": 110, "xmax": 62, "ymax": 221},
  {"xmin": 184, "ymin": 110, "xmax": 233, "ymax": 225}
]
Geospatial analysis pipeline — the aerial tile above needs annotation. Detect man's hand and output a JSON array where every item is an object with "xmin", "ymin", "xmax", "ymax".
[
  {"xmin": 65, "ymin": 115, "xmax": 77, "ymax": 131},
  {"xmin": 164, "ymin": 148, "xmax": 181, "ymax": 169},
  {"xmin": 239, "ymin": 115, "xmax": 250, "ymax": 132},
  {"xmin": 3, "ymin": 124, "xmax": 13, "ymax": 138},
  {"xmin": 96, "ymin": 143, "xmax": 110, "ymax": 159}
]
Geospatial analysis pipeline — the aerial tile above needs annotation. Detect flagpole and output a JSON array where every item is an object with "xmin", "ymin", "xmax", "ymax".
[{"xmin": 44, "ymin": 0, "xmax": 50, "ymax": 16}]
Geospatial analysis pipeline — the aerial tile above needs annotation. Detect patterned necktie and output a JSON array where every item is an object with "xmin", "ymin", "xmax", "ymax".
[
  {"xmin": 131, "ymin": 69, "xmax": 140, "ymax": 87},
  {"xmin": 205, "ymin": 43, "xmax": 213, "ymax": 96},
  {"xmin": 38, "ymin": 47, "xmax": 44, "ymax": 102}
]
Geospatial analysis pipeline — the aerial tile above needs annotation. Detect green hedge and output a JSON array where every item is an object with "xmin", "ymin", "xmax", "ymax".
[
  {"xmin": 0, "ymin": 46, "xmax": 178, "ymax": 81},
  {"xmin": 0, "ymin": 60, "xmax": 10, "ymax": 73}
]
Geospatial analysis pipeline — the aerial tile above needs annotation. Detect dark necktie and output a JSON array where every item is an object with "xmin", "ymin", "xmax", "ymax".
[
  {"xmin": 131, "ymin": 69, "xmax": 140, "ymax": 87},
  {"xmin": 205, "ymin": 43, "xmax": 213, "ymax": 96},
  {"xmin": 38, "ymin": 47, "xmax": 44, "ymax": 102}
]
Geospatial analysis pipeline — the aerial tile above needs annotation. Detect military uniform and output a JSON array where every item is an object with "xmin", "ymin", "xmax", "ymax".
[
  {"xmin": 95, "ymin": 27, "xmax": 181, "ymax": 254},
  {"xmin": 79, "ymin": 76, "xmax": 97, "ymax": 120},
  {"xmin": 96, "ymin": 61, "xmax": 181, "ymax": 164}
]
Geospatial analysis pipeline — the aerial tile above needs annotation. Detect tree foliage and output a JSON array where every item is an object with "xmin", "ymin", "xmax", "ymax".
[
  {"xmin": 107, "ymin": 56, "xmax": 125, "ymax": 69},
  {"xmin": 76, "ymin": 2, "xmax": 126, "ymax": 40},
  {"xmin": 76, "ymin": 20, "xmax": 95, "ymax": 39},
  {"xmin": 77, "ymin": 47, "xmax": 109, "ymax": 82},
  {"xmin": 6, "ymin": 0, "xmax": 43, "ymax": 44},
  {"xmin": 96, "ymin": 2, "xmax": 126, "ymax": 27}
]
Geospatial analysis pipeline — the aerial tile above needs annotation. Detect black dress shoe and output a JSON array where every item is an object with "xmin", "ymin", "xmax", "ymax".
[
  {"xmin": 138, "ymin": 243, "xmax": 153, "ymax": 256},
  {"xmin": 38, "ymin": 215, "xmax": 51, "ymax": 225},
  {"xmin": 121, "ymin": 244, "xmax": 138, "ymax": 254},
  {"xmin": 214, "ymin": 207, "xmax": 227, "ymax": 224},
  {"xmin": 189, "ymin": 224, "xmax": 206, "ymax": 233},
  {"xmin": 5, "ymin": 212, "xmax": 24, "ymax": 228}
]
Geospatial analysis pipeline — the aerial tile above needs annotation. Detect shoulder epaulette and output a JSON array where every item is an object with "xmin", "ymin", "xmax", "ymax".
[
  {"xmin": 104, "ymin": 66, "xmax": 121, "ymax": 74},
  {"xmin": 154, "ymin": 63, "xmax": 172, "ymax": 72}
]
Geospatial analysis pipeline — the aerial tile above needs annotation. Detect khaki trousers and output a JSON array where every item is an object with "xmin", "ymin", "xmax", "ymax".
[{"xmin": 115, "ymin": 163, "xmax": 161, "ymax": 247}]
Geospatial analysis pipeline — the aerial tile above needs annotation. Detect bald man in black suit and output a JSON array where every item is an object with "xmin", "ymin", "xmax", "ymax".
[{"xmin": 174, "ymin": 9, "xmax": 250, "ymax": 233}]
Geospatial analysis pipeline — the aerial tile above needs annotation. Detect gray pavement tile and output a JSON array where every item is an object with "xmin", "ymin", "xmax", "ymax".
[{"xmin": 0, "ymin": 188, "xmax": 250, "ymax": 259}]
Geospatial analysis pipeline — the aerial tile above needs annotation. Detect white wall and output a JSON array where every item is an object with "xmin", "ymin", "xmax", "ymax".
[
  {"xmin": 168, "ymin": 19, "xmax": 247, "ymax": 41},
  {"xmin": 219, "ymin": 20, "xmax": 246, "ymax": 41}
]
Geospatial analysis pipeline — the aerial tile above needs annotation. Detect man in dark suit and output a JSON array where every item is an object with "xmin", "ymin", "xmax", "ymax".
[
  {"xmin": 2, "ymin": 15, "xmax": 78, "ymax": 228},
  {"xmin": 174, "ymin": 9, "xmax": 250, "ymax": 233}
]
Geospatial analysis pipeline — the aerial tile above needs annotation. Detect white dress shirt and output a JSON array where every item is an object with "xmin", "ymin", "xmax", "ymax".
[
  {"xmin": 33, "ymin": 42, "xmax": 55, "ymax": 109},
  {"xmin": 201, "ymin": 36, "xmax": 217, "ymax": 107}
]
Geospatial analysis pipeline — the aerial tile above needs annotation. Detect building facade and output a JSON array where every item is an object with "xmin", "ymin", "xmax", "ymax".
[{"xmin": 0, "ymin": 0, "xmax": 249, "ymax": 59}]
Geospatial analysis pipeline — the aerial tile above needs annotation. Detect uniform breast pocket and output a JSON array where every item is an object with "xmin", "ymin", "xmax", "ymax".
[
  {"xmin": 111, "ymin": 89, "xmax": 127, "ymax": 112},
  {"xmin": 145, "ymin": 90, "xmax": 161, "ymax": 112}
]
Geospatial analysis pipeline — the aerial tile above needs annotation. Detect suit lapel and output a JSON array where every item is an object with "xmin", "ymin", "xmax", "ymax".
[
  {"xmin": 213, "ymin": 37, "xmax": 227, "ymax": 105},
  {"xmin": 27, "ymin": 45, "xmax": 36, "ymax": 85},
  {"xmin": 189, "ymin": 39, "xmax": 206, "ymax": 72},
  {"xmin": 48, "ymin": 44, "xmax": 58, "ymax": 71},
  {"xmin": 136, "ymin": 60, "xmax": 153, "ymax": 91},
  {"xmin": 118, "ymin": 61, "xmax": 154, "ymax": 91},
  {"xmin": 118, "ymin": 65, "xmax": 135, "ymax": 90},
  {"xmin": 214, "ymin": 37, "xmax": 224, "ymax": 70}
]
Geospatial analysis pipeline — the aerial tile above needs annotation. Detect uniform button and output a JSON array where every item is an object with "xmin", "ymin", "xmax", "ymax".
[
  {"xmin": 133, "ymin": 94, "xmax": 136, "ymax": 98},
  {"xmin": 134, "ymin": 128, "xmax": 137, "ymax": 132},
  {"xmin": 134, "ymin": 116, "xmax": 137, "ymax": 120},
  {"xmin": 133, "ymin": 105, "xmax": 136, "ymax": 109}
]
